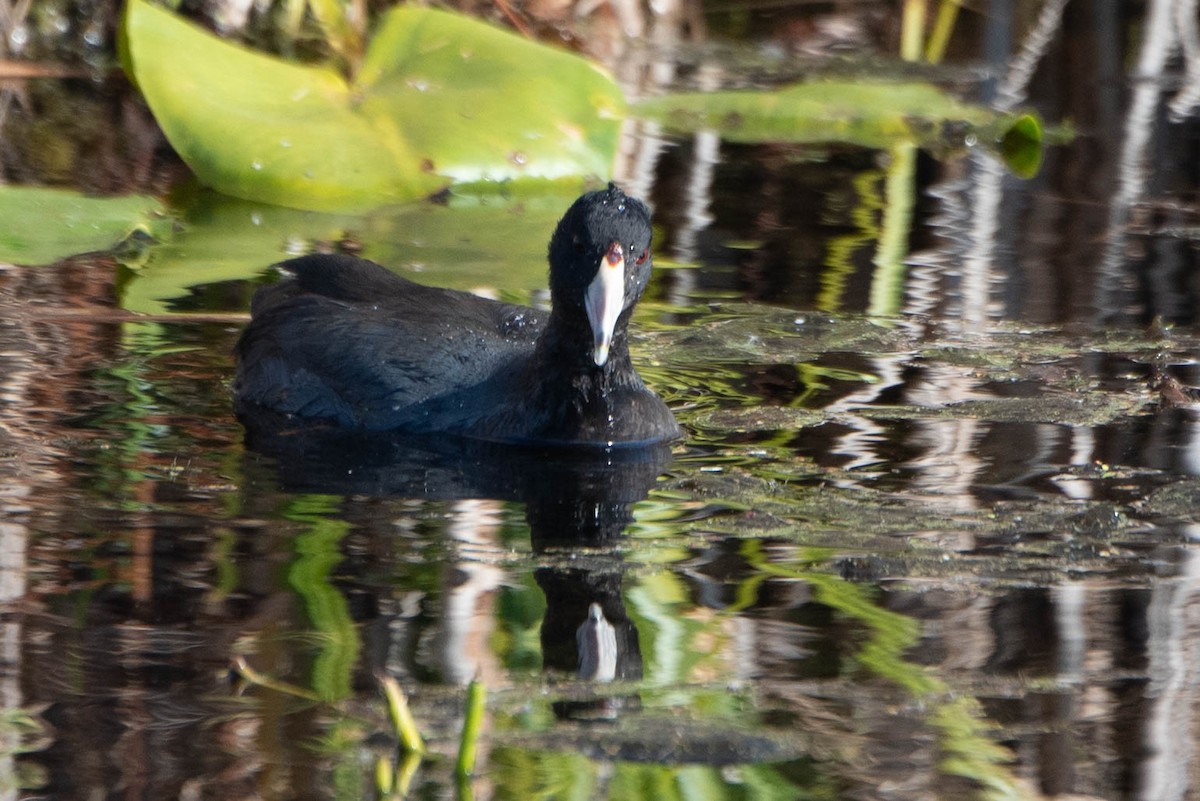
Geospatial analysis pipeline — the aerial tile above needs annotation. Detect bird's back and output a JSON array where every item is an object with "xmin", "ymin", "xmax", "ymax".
[{"xmin": 234, "ymin": 254, "xmax": 546, "ymax": 431}]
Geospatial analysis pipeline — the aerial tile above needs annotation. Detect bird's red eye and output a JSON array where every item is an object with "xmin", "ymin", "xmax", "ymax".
[
  {"xmin": 573, "ymin": 236, "xmax": 586, "ymax": 254},
  {"xmin": 635, "ymin": 249, "xmax": 649, "ymax": 265}
]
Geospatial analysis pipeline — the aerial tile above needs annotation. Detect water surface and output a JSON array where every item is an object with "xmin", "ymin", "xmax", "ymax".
[{"xmin": 2, "ymin": 0, "xmax": 1200, "ymax": 798}]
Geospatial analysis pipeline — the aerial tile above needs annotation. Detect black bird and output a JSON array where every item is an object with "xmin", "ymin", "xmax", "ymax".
[{"xmin": 233, "ymin": 184, "xmax": 680, "ymax": 447}]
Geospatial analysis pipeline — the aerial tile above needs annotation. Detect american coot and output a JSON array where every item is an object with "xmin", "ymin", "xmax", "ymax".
[{"xmin": 233, "ymin": 184, "xmax": 681, "ymax": 447}]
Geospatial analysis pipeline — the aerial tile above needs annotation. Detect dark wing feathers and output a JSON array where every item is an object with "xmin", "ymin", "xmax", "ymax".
[{"xmin": 235, "ymin": 255, "xmax": 546, "ymax": 430}]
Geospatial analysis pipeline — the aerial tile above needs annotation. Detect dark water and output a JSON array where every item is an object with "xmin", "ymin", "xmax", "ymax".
[{"xmin": 3, "ymin": 0, "xmax": 1200, "ymax": 799}]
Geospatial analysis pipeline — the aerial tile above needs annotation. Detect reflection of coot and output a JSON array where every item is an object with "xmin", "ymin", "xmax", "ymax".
[
  {"xmin": 241, "ymin": 423, "xmax": 660, "ymax": 700},
  {"xmin": 538, "ymin": 567, "xmax": 643, "ymax": 682},
  {"xmin": 239, "ymin": 421, "xmax": 670, "ymax": 517},
  {"xmin": 233, "ymin": 184, "xmax": 679, "ymax": 447}
]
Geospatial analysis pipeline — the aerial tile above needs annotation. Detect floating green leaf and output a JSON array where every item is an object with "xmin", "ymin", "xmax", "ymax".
[
  {"xmin": 0, "ymin": 185, "xmax": 168, "ymax": 266},
  {"xmin": 998, "ymin": 113, "xmax": 1043, "ymax": 179},
  {"xmin": 122, "ymin": 0, "xmax": 624, "ymax": 211},
  {"xmin": 356, "ymin": 9, "xmax": 623, "ymax": 186},
  {"xmin": 634, "ymin": 81, "xmax": 1043, "ymax": 175}
]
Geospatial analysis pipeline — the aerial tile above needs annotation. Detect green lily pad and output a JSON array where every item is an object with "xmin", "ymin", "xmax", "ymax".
[
  {"xmin": 122, "ymin": 0, "xmax": 624, "ymax": 212},
  {"xmin": 0, "ymin": 185, "xmax": 168, "ymax": 266},
  {"xmin": 634, "ymin": 81, "xmax": 1043, "ymax": 175}
]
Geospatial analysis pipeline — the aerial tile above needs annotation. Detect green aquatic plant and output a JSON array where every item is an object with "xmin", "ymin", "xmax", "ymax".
[
  {"xmin": 232, "ymin": 656, "xmax": 323, "ymax": 701},
  {"xmin": 0, "ymin": 185, "xmax": 167, "ymax": 265},
  {"xmin": 120, "ymin": 0, "xmax": 1041, "ymax": 213},
  {"xmin": 634, "ymin": 82, "xmax": 1042, "ymax": 179},
  {"xmin": 456, "ymin": 677, "xmax": 487, "ymax": 776},
  {"xmin": 901, "ymin": 0, "xmax": 965, "ymax": 63},
  {"xmin": 122, "ymin": 0, "xmax": 624, "ymax": 211},
  {"xmin": 379, "ymin": 673, "xmax": 426, "ymax": 756}
]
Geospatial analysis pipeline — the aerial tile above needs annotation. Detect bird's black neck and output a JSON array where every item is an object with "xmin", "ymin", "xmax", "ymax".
[
  {"xmin": 534, "ymin": 310, "xmax": 640, "ymax": 389},
  {"xmin": 511, "ymin": 310, "xmax": 648, "ymax": 443}
]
